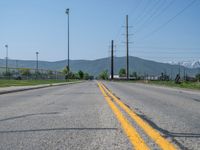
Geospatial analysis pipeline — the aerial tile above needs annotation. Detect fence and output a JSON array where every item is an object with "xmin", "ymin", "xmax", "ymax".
[{"xmin": 0, "ymin": 67, "xmax": 65, "ymax": 80}]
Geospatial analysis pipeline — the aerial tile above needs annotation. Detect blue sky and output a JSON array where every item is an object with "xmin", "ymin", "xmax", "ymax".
[{"xmin": 0, "ymin": 0, "xmax": 200, "ymax": 62}]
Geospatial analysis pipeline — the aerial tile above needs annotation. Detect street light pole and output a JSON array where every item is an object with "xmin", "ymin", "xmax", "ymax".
[
  {"xmin": 65, "ymin": 8, "xmax": 70, "ymax": 70},
  {"xmin": 36, "ymin": 52, "xmax": 39, "ymax": 72},
  {"xmin": 5, "ymin": 45, "xmax": 8, "ymax": 74}
]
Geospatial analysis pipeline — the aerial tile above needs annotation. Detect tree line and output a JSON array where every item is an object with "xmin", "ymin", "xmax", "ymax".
[
  {"xmin": 62, "ymin": 67, "xmax": 94, "ymax": 80},
  {"xmin": 98, "ymin": 68, "xmax": 200, "ymax": 82}
]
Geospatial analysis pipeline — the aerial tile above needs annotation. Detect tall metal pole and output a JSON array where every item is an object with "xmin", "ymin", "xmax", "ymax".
[
  {"xmin": 126, "ymin": 15, "xmax": 129, "ymax": 80},
  {"xmin": 184, "ymin": 67, "xmax": 186, "ymax": 81},
  {"xmin": 36, "ymin": 52, "xmax": 39, "ymax": 72},
  {"xmin": 171, "ymin": 68, "xmax": 173, "ymax": 80},
  {"xmin": 111, "ymin": 40, "xmax": 114, "ymax": 80},
  {"xmin": 66, "ymin": 8, "xmax": 70, "ymax": 70},
  {"xmin": 5, "ymin": 45, "xmax": 8, "ymax": 74},
  {"xmin": 16, "ymin": 60, "xmax": 18, "ymax": 68},
  {"xmin": 36, "ymin": 52, "xmax": 39, "ymax": 79}
]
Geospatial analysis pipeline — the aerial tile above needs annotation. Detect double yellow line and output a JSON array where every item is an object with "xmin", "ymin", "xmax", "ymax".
[{"xmin": 98, "ymin": 82, "xmax": 177, "ymax": 150}]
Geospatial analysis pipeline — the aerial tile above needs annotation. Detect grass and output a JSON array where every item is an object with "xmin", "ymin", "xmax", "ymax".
[
  {"xmin": 113, "ymin": 79, "xmax": 200, "ymax": 90},
  {"xmin": 0, "ymin": 79, "xmax": 77, "ymax": 87},
  {"xmin": 136, "ymin": 80, "xmax": 200, "ymax": 90}
]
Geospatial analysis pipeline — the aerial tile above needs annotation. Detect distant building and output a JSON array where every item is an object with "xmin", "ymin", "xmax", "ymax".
[
  {"xmin": 144, "ymin": 76, "xmax": 159, "ymax": 80},
  {"xmin": 109, "ymin": 75, "xmax": 119, "ymax": 79},
  {"xmin": 109, "ymin": 74, "xmax": 136, "ymax": 80}
]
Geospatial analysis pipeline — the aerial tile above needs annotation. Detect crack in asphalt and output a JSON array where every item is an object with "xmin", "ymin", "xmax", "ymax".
[
  {"xmin": 0, "ymin": 128, "xmax": 118, "ymax": 134},
  {"xmin": 0, "ymin": 112, "xmax": 60, "ymax": 122}
]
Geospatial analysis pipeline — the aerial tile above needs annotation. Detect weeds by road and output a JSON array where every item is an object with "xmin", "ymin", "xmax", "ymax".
[
  {"xmin": 114, "ymin": 80, "xmax": 200, "ymax": 90},
  {"xmin": 138, "ymin": 80, "xmax": 200, "ymax": 90},
  {"xmin": 0, "ymin": 79, "xmax": 77, "ymax": 87}
]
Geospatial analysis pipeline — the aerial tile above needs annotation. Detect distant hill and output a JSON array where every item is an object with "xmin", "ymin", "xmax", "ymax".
[
  {"xmin": 168, "ymin": 60, "xmax": 200, "ymax": 69},
  {"xmin": 0, "ymin": 56, "xmax": 199, "ymax": 77}
]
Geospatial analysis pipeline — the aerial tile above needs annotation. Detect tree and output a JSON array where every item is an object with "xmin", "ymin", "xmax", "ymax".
[
  {"xmin": 119, "ymin": 68, "xmax": 126, "ymax": 77},
  {"xmin": 62, "ymin": 67, "xmax": 73, "ymax": 80},
  {"xmin": 19, "ymin": 68, "xmax": 31, "ymax": 76},
  {"xmin": 130, "ymin": 72, "xmax": 138, "ymax": 79},
  {"xmin": 84, "ymin": 72, "xmax": 89, "ymax": 80},
  {"xmin": 74, "ymin": 72, "xmax": 80, "ymax": 79},
  {"xmin": 3, "ymin": 71, "xmax": 12, "ymax": 78},
  {"xmin": 78, "ymin": 70, "xmax": 84, "ymax": 79},
  {"xmin": 47, "ymin": 70, "xmax": 53, "ymax": 75},
  {"xmin": 99, "ymin": 70, "xmax": 109, "ymax": 80},
  {"xmin": 196, "ymin": 73, "xmax": 200, "ymax": 82},
  {"xmin": 62, "ymin": 67, "xmax": 70, "ymax": 75}
]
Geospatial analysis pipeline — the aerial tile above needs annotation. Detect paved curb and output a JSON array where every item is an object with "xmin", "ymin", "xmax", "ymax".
[{"xmin": 0, "ymin": 81, "xmax": 84, "ymax": 95}]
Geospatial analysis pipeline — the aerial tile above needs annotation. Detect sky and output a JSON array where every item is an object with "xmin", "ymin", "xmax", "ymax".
[{"xmin": 0, "ymin": 0, "xmax": 200, "ymax": 62}]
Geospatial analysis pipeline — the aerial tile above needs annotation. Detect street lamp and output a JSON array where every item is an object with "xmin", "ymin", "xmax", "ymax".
[
  {"xmin": 65, "ymin": 8, "xmax": 70, "ymax": 70},
  {"xmin": 5, "ymin": 45, "xmax": 8, "ymax": 73},
  {"xmin": 36, "ymin": 52, "xmax": 39, "ymax": 73}
]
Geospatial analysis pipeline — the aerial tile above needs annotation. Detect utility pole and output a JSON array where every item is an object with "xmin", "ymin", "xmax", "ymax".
[
  {"xmin": 66, "ymin": 8, "xmax": 70, "ymax": 70},
  {"xmin": 111, "ymin": 40, "xmax": 114, "ymax": 80},
  {"xmin": 5, "ymin": 45, "xmax": 8, "ymax": 74},
  {"xmin": 126, "ymin": 15, "xmax": 129, "ymax": 80}
]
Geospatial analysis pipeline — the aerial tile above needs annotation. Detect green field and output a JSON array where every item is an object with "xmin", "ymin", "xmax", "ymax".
[
  {"xmin": 139, "ymin": 80, "xmax": 200, "ymax": 90},
  {"xmin": 0, "ymin": 79, "xmax": 76, "ymax": 87}
]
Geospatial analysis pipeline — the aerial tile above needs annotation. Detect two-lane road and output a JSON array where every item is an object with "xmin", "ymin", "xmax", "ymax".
[
  {"xmin": 0, "ymin": 81, "xmax": 132, "ymax": 150},
  {"xmin": 103, "ymin": 81, "xmax": 200, "ymax": 150},
  {"xmin": 0, "ymin": 81, "xmax": 199, "ymax": 149}
]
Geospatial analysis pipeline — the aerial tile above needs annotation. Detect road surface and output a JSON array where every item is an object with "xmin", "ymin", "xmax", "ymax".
[
  {"xmin": 0, "ymin": 81, "xmax": 199, "ymax": 149},
  {"xmin": 103, "ymin": 81, "xmax": 200, "ymax": 150}
]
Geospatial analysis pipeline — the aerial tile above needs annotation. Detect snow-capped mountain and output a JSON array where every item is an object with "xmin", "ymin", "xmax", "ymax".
[{"xmin": 168, "ymin": 60, "xmax": 200, "ymax": 68}]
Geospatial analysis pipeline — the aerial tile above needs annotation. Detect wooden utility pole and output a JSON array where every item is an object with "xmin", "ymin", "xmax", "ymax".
[
  {"xmin": 111, "ymin": 40, "xmax": 114, "ymax": 80},
  {"xmin": 126, "ymin": 15, "xmax": 129, "ymax": 80}
]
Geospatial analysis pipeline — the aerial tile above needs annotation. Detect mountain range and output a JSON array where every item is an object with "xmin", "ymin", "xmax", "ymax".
[
  {"xmin": 0, "ymin": 56, "xmax": 199, "ymax": 77},
  {"xmin": 168, "ymin": 60, "xmax": 200, "ymax": 69}
]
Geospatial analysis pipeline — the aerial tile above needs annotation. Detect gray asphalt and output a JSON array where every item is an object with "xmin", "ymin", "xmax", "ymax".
[
  {"xmin": 1, "ymin": 81, "xmax": 200, "ymax": 150},
  {"xmin": 0, "ymin": 81, "xmax": 132, "ymax": 150},
  {"xmin": 103, "ymin": 81, "xmax": 200, "ymax": 150}
]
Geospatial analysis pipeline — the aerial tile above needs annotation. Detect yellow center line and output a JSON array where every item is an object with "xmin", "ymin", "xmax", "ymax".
[
  {"xmin": 97, "ymin": 82, "xmax": 150, "ymax": 150},
  {"xmin": 100, "ymin": 82, "xmax": 177, "ymax": 150}
]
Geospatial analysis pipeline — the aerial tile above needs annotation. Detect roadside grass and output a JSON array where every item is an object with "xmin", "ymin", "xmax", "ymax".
[
  {"xmin": 113, "ymin": 79, "xmax": 200, "ymax": 90},
  {"xmin": 138, "ymin": 80, "xmax": 200, "ymax": 90},
  {"xmin": 0, "ymin": 79, "xmax": 77, "ymax": 87}
]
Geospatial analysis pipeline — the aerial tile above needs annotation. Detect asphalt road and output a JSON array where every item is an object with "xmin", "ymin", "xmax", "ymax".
[
  {"xmin": 0, "ymin": 81, "xmax": 199, "ymax": 150},
  {"xmin": 103, "ymin": 81, "xmax": 200, "ymax": 150},
  {"xmin": 0, "ymin": 81, "xmax": 132, "ymax": 150}
]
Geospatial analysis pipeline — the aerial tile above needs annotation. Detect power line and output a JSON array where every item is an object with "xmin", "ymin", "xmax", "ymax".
[
  {"xmin": 114, "ymin": 1, "xmax": 142, "ymax": 42},
  {"xmin": 115, "ymin": 45, "xmax": 200, "ymax": 50},
  {"xmin": 115, "ymin": 1, "xmax": 169, "ymax": 50},
  {"xmin": 140, "ymin": 0, "xmax": 198, "ymax": 41},
  {"xmin": 132, "ymin": 0, "xmax": 154, "ymax": 26},
  {"xmin": 133, "ymin": 0, "xmax": 165, "ymax": 27},
  {"xmin": 116, "ymin": 50, "xmax": 200, "ymax": 54},
  {"xmin": 134, "ymin": 0, "xmax": 175, "ymax": 34},
  {"xmin": 129, "ymin": 0, "xmax": 144, "ymax": 17},
  {"xmin": 114, "ymin": 0, "xmax": 143, "ymax": 45},
  {"xmin": 133, "ymin": 46, "xmax": 200, "ymax": 50}
]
